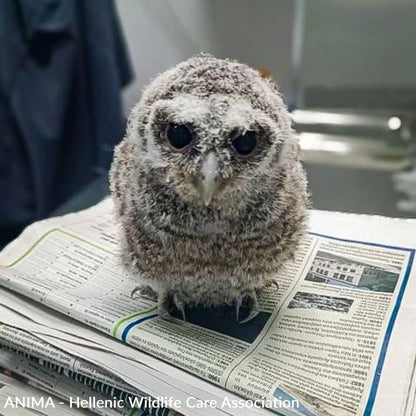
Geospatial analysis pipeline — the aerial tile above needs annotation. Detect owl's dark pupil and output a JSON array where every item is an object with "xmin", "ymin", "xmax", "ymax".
[
  {"xmin": 166, "ymin": 123, "xmax": 193, "ymax": 150},
  {"xmin": 232, "ymin": 131, "xmax": 257, "ymax": 156}
]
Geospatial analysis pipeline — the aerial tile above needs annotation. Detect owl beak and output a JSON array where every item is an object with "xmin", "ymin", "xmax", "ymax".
[{"xmin": 200, "ymin": 152, "xmax": 218, "ymax": 206}]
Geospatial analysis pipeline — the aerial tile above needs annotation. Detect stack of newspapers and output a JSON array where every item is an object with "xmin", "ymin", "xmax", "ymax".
[{"xmin": 0, "ymin": 198, "xmax": 416, "ymax": 416}]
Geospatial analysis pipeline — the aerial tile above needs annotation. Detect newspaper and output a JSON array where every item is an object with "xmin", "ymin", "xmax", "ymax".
[
  {"xmin": 0, "ymin": 285, "xmax": 270, "ymax": 416},
  {"xmin": 0, "ymin": 371, "xmax": 97, "ymax": 416},
  {"xmin": 0, "ymin": 324, "xmax": 176, "ymax": 416},
  {"xmin": 0, "ymin": 198, "xmax": 415, "ymax": 416},
  {"xmin": 0, "ymin": 347, "xmax": 146, "ymax": 416}
]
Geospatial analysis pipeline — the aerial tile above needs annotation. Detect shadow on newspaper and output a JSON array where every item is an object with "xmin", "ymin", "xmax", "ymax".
[{"xmin": 170, "ymin": 305, "xmax": 271, "ymax": 343}]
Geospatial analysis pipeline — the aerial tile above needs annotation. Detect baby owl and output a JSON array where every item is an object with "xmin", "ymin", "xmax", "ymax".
[{"xmin": 110, "ymin": 54, "xmax": 308, "ymax": 323}]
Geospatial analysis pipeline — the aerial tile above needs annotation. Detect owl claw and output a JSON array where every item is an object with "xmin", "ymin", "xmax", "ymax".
[
  {"xmin": 131, "ymin": 285, "xmax": 158, "ymax": 302},
  {"xmin": 173, "ymin": 295, "xmax": 187, "ymax": 321},
  {"xmin": 158, "ymin": 293, "xmax": 187, "ymax": 322},
  {"xmin": 158, "ymin": 293, "xmax": 174, "ymax": 321},
  {"xmin": 158, "ymin": 307, "xmax": 173, "ymax": 321},
  {"xmin": 239, "ymin": 309, "xmax": 260, "ymax": 324},
  {"xmin": 237, "ymin": 290, "xmax": 260, "ymax": 324},
  {"xmin": 268, "ymin": 279, "xmax": 279, "ymax": 292},
  {"xmin": 235, "ymin": 300, "xmax": 242, "ymax": 322},
  {"xmin": 131, "ymin": 286, "xmax": 141, "ymax": 298},
  {"xmin": 178, "ymin": 306, "xmax": 187, "ymax": 321}
]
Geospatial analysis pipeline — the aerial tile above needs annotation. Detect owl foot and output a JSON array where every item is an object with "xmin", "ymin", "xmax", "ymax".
[
  {"xmin": 236, "ymin": 290, "xmax": 260, "ymax": 324},
  {"xmin": 158, "ymin": 292, "xmax": 187, "ymax": 321},
  {"xmin": 265, "ymin": 279, "xmax": 279, "ymax": 292},
  {"xmin": 131, "ymin": 285, "xmax": 158, "ymax": 302},
  {"xmin": 158, "ymin": 292, "xmax": 174, "ymax": 321},
  {"xmin": 173, "ymin": 294, "xmax": 187, "ymax": 321}
]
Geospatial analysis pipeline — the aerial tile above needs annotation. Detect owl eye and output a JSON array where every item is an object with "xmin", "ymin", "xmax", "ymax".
[
  {"xmin": 232, "ymin": 131, "xmax": 257, "ymax": 156},
  {"xmin": 165, "ymin": 123, "xmax": 193, "ymax": 152}
]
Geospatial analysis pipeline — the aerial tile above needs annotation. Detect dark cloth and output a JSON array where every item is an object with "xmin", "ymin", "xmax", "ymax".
[{"xmin": 0, "ymin": 0, "xmax": 132, "ymax": 235}]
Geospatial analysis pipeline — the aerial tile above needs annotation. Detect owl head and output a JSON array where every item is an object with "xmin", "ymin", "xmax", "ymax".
[{"xmin": 127, "ymin": 54, "xmax": 297, "ymax": 208}]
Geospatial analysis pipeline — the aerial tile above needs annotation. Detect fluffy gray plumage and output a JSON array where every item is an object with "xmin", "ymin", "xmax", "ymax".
[{"xmin": 109, "ymin": 54, "xmax": 309, "ymax": 322}]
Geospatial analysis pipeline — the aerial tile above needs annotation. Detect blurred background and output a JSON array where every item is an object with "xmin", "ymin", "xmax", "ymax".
[{"xmin": 1, "ymin": 0, "xmax": 416, "ymax": 247}]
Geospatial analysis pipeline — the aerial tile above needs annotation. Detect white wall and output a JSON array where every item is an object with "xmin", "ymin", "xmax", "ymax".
[
  {"xmin": 116, "ymin": 0, "xmax": 295, "ymax": 113},
  {"xmin": 116, "ymin": 0, "xmax": 416, "ymax": 108},
  {"xmin": 301, "ymin": 0, "xmax": 416, "ymax": 88}
]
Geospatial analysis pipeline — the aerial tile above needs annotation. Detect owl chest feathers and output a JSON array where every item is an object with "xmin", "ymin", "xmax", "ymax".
[{"xmin": 124, "ymin": 184, "xmax": 291, "ymax": 285}]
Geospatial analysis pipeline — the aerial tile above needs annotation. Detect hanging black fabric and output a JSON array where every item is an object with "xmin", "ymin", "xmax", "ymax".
[{"xmin": 0, "ymin": 0, "xmax": 132, "ymax": 241}]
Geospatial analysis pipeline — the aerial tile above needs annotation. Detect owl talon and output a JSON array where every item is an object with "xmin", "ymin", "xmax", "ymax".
[
  {"xmin": 131, "ymin": 286, "xmax": 141, "ymax": 298},
  {"xmin": 158, "ymin": 292, "xmax": 174, "ymax": 320},
  {"xmin": 239, "ymin": 309, "xmax": 260, "ymax": 324},
  {"xmin": 173, "ymin": 295, "xmax": 187, "ymax": 321},
  {"xmin": 265, "ymin": 279, "xmax": 279, "ymax": 292},
  {"xmin": 235, "ymin": 298, "xmax": 242, "ymax": 322},
  {"xmin": 238, "ymin": 290, "xmax": 260, "ymax": 324},
  {"xmin": 158, "ymin": 293, "xmax": 187, "ymax": 321},
  {"xmin": 178, "ymin": 306, "xmax": 187, "ymax": 321},
  {"xmin": 158, "ymin": 307, "xmax": 173, "ymax": 321},
  {"xmin": 131, "ymin": 285, "xmax": 158, "ymax": 302}
]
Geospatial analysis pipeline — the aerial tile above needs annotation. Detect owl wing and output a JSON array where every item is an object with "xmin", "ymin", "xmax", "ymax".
[{"xmin": 109, "ymin": 138, "xmax": 135, "ymax": 212}]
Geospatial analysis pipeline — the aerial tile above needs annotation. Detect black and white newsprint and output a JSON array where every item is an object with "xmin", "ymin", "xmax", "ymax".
[{"xmin": 0, "ymin": 199, "xmax": 415, "ymax": 416}]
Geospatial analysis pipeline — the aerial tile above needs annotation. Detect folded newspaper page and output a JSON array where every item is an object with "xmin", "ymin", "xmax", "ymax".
[
  {"xmin": 0, "ymin": 370, "xmax": 97, "ymax": 416},
  {"xmin": 0, "ymin": 324, "xmax": 176, "ymax": 416},
  {"xmin": 0, "ymin": 347, "xmax": 147, "ymax": 416},
  {"xmin": 0, "ymin": 199, "xmax": 415, "ymax": 416}
]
